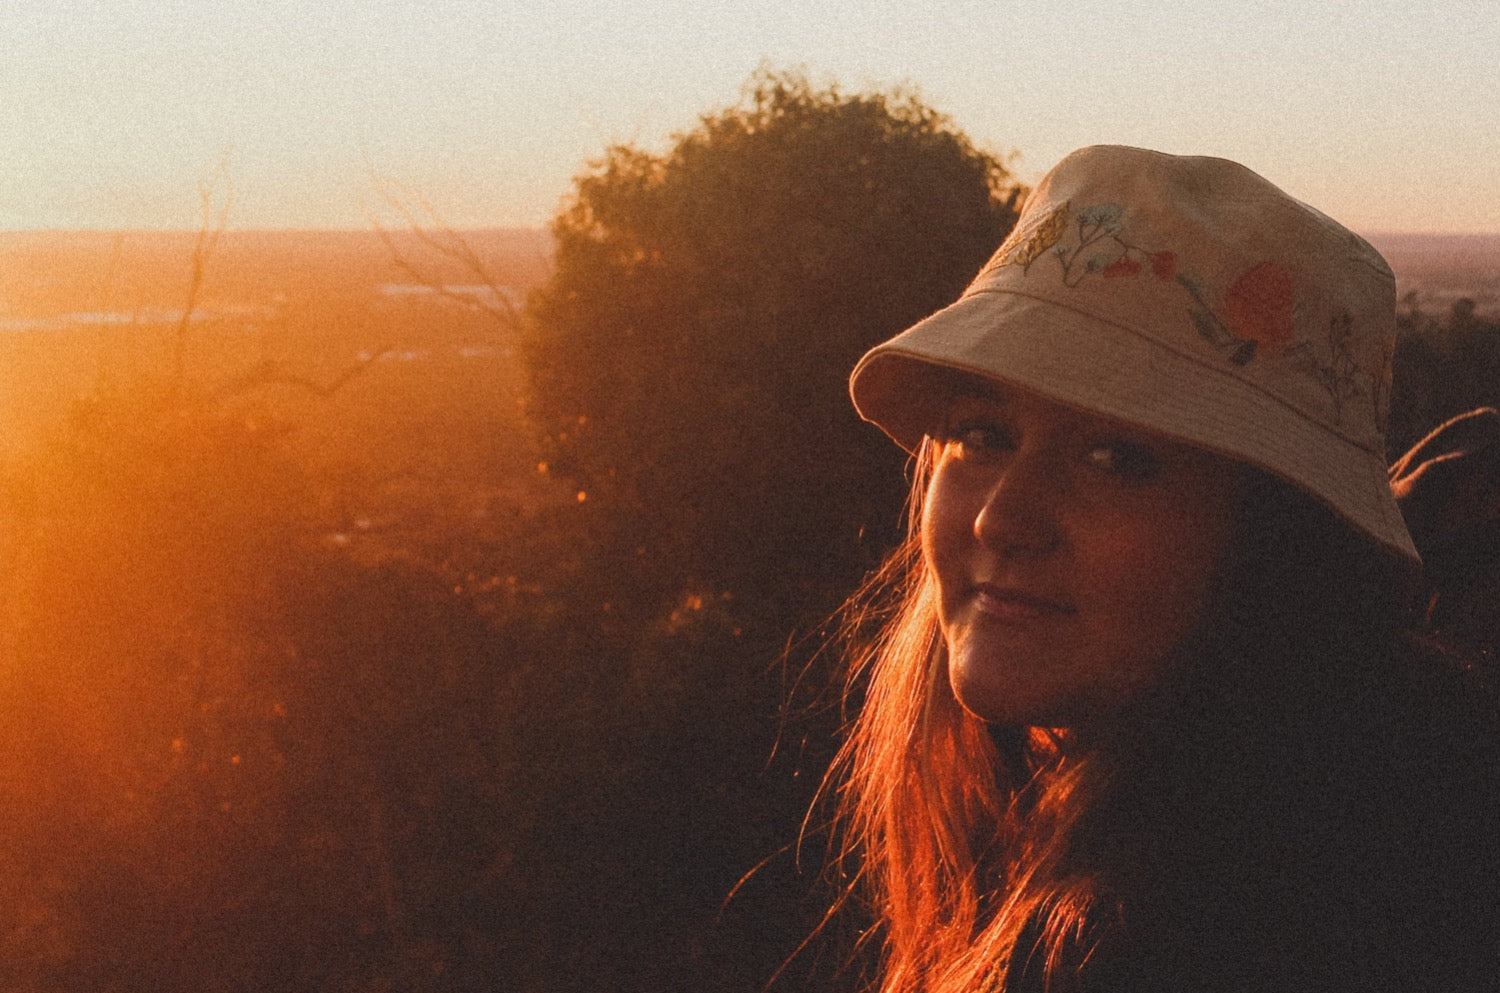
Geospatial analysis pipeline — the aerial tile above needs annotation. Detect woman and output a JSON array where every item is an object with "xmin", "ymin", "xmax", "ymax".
[{"xmin": 834, "ymin": 146, "xmax": 1500, "ymax": 992}]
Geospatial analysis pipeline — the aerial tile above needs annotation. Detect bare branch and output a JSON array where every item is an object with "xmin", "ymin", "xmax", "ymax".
[
  {"xmin": 364, "ymin": 168, "xmax": 523, "ymax": 330},
  {"xmin": 208, "ymin": 346, "xmax": 398, "ymax": 402},
  {"xmin": 172, "ymin": 148, "xmax": 234, "ymax": 397}
]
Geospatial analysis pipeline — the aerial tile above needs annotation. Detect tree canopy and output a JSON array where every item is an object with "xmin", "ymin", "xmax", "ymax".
[{"xmin": 524, "ymin": 67, "xmax": 1022, "ymax": 609}]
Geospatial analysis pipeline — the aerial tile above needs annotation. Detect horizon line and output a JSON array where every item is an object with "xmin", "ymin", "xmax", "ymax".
[
  {"xmin": 4, "ymin": 226, "xmax": 1500, "ymax": 240},
  {"xmin": 0, "ymin": 225, "xmax": 549, "ymax": 236}
]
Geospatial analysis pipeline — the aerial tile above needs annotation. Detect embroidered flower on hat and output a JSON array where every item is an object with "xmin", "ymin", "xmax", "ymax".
[
  {"xmin": 996, "ymin": 201, "xmax": 1389, "ymax": 426},
  {"xmin": 1012, "ymin": 200, "xmax": 1273, "ymax": 366},
  {"xmin": 1280, "ymin": 309, "xmax": 1387, "ymax": 430},
  {"xmin": 977, "ymin": 201, "xmax": 1072, "ymax": 276},
  {"xmin": 1224, "ymin": 262, "xmax": 1296, "ymax": 354},
  {"xmin": 1075, "ymin": 203, "xmax": 1124, "ymax": 233}
]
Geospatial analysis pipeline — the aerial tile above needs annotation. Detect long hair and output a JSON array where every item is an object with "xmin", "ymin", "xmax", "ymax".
[{"xmin": 829, "ymin": 447, "xmax": 1500, "ymax": 993}]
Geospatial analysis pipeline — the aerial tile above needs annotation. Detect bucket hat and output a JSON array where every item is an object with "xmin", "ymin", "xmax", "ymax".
[{"xmin": 849, "ymin": 144, "xmax": 1417, "ymax": 563}]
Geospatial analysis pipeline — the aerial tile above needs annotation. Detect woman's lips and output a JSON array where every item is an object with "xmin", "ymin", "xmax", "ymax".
[{"xmin": 970, "ymin": 583, "xmax": 1077, "ymax": 621}]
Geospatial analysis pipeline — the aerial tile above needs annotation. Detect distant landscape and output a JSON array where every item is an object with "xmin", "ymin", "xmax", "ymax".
[
  {"xmin": 0, "ymin": 227, "xmax": 1493, "ymax": 455},
  {"xmin": 1366, "ymin": 232, "xmax": 1500, "ymax": 316},
  {"xmin": 2, "ymin": 228, "xmax": 1489, "ymax": 324},
  {"xmin": 0, "ymin": 229, "xmax": 550, "ymax": 317},
  {"xmin": 0, "ymin": 229, "xmax": 549, "ymax": 467}
]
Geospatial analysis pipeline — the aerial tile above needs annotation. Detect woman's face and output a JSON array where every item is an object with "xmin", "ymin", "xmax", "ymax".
[{"xmin": 923, "ymin": 383, "xmax": 1245, "ymax": 727}]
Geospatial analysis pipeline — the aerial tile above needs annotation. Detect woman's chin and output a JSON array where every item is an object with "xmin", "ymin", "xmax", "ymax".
[{"xmin": 948, "ymin": 651, "xmax": 1058, "ymax": 727}]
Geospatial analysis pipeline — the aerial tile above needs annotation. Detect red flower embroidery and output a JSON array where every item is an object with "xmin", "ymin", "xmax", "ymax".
[
  {"xmin": 1224, "ymin": 261, "xmax": 1295, "ymax": 351},
  {"xmin": 1102, "ymin": 257, "xmax": 1141, "ymax": 278},
  {"xmin": 1151, "ymin": 251, "xmax": 1177, "ymax": 281}
]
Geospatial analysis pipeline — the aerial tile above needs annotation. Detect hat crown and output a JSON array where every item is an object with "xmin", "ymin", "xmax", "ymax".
[{"xmin": 968, "ymin": 145, "xmax": 1395, "ymax": 456}]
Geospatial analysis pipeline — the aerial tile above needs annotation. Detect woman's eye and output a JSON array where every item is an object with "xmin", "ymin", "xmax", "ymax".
[
  {"xmin": 1086, "ymin": 440, "xmax": 1160, "ymax": 480},
  {"xmin": 945, "ymin": 421, "xmax": 1014, "ymax": 460}
]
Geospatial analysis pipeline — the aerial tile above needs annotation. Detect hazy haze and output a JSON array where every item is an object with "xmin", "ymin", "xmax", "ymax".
[{"xmin": 4, "ymin": 0, "xmax": 1499, "ymax": 232}]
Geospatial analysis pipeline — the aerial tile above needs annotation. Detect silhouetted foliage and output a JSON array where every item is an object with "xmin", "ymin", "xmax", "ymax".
[
  {"xmin": 525, "ymin": 67, "xmax": 1022, "ymax": 614},
  {"xmin": 512, "ymin": 77, "xmax": 1024, "ymax": 987},
  {"xmin": 1390, "ymin": 297, "xmax": 1500, "ymax": 457},
  {"xmin": 510, "ymin": 78, "xmax": 1026, "ymax": 990}
]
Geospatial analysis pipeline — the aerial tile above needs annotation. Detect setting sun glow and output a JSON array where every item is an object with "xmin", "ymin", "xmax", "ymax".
[{"xmin": 4, "ymin": 0, "xmax": 1499, "ymax": 233}]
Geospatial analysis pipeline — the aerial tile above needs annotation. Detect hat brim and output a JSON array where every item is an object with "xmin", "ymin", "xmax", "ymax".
[{"xmin": 850, "ymin": 287, "xmax": 1419, "ymax": 564}]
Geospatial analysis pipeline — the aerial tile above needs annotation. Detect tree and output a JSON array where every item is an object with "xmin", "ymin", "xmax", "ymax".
[{"xmin": 524, "ymin": 67, "xmax": 1021, "ymax": 612}]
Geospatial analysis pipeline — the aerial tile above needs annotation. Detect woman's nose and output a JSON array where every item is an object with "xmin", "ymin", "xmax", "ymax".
[{"xmin": 972, "ymin": 455, "xmax": 1063, "ymax": 558}]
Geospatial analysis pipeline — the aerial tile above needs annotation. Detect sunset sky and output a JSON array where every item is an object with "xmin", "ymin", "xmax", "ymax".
[{"xmin": 5, "ymin": 0, "xmax": 1498, "ymax": 233}]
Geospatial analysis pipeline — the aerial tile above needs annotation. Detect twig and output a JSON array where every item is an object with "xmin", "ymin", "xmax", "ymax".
[
  {"xmin": 208, "ymin": 346, "xmax": 397, "ymax": 402},
  {"xmin": 364, "ymin": 167, "xmax": 523, "ymax": 330},
  {"xmin": 172, "ymin": 149, "xmax": 234, "ymax": 398}
]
